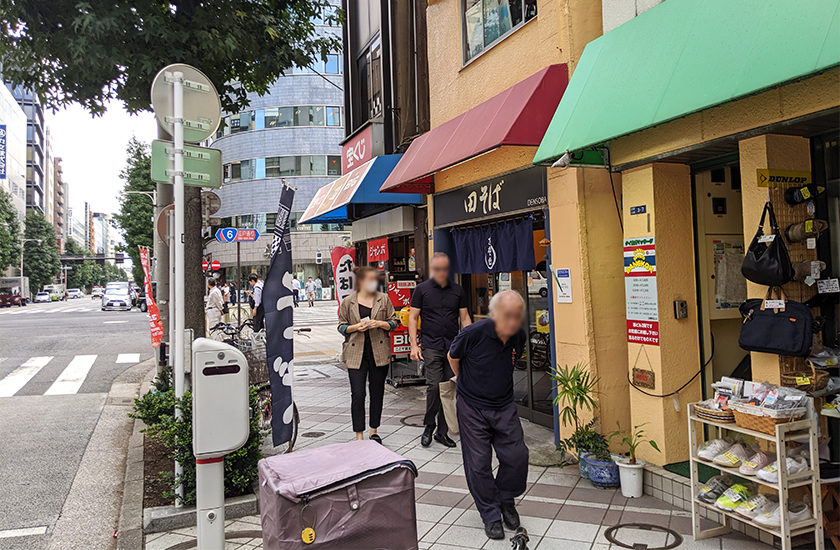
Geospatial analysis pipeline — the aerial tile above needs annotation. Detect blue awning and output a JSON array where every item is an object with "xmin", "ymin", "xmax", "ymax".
[{"xmin": 299, "ymin": 155, "xmax": 422, "ymax": 224}]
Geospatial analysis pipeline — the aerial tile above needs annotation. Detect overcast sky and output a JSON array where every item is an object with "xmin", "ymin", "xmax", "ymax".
[{"xmin": 46, "ymin": 102, "xmax": 157, "ymax": 218}]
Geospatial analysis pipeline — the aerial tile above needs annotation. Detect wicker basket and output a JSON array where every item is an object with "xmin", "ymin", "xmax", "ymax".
[
  {"xmin": 732, "ymin": 403, "xmax": 806, "ymax": 435},
  {"xmin": 781, "ymin": 360, "xmax": 829, "ymax": 393},
  {"xmin": 695, "ymin": 404, "xmax": 735, "ymax": 423}
]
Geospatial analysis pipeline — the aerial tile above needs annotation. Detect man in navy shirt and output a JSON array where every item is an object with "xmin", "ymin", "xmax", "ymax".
[{"xmin": 448, "ymin": 290, "xmax": 528, "ymax": 540}]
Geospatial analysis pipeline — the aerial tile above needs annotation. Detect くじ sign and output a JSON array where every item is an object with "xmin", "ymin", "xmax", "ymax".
[
  {"xmin": 624, "ymin": 237, "xmax": 659, "ymax": 346},
  {"xmin": 342, "ymin": 125, "xmax": 372, "ymax": 172},
  {"xmin": 331, "ymin": 247, "xmax": 357, "ymax": 305}
]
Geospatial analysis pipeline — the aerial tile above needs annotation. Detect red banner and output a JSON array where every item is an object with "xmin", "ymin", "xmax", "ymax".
[
  {"xmin": 387, "ymin": 280, "xmax": 415, "ymax": 309},
  {"xmin": 139, "ymin": 247, "xmax": 165, "ymax": 348},
  {"xmin": 331, "ymin": 247, "xmax": 357, "ymax": 305},
  {"xmin": 368, "ymin": 238, "xmax": 388, "ymax": 263}
]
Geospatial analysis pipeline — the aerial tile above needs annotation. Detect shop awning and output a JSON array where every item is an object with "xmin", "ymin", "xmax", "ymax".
[
  {"xmin": 533, "ymin": 0, "xmax": 840, "ymax": 164},
  {"xmin": 299, "ymin": 155, "xmax": 422, "ymax": 224},
  {"xmin": 380, "ymin": 64, "xmax": 569, "ymax": 193}
]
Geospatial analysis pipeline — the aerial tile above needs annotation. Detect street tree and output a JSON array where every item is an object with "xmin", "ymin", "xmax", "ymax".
[
  {"xmin": 64, "ymin": 238, "xmax": 91, "ymax": 257},
  {"xmin": 113, "ymin": 138, "xmax": 154, "ymax": 284},
  {"xmin": 23, "ymin": 210, "xmax": 61, "ymax": 292},
  {"xmin": 0, "ymin": 189, "xmax": 21, "ymax": 273},
  {"xmin": 0, "ymin": 0, "xmax": 341, "ymax": 115}
]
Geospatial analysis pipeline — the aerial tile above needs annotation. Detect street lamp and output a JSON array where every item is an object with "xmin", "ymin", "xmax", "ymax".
[
  {"xmin": 121, "ymin": 190, "xmax": 158, "ymax": 207},
  {"xmin": 20, "ymin": 238, "xmax": 42, "ymax": 302}
]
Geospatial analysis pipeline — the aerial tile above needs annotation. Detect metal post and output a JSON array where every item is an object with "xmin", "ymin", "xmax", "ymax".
[
  {"xmin": 236, "ymin": 242, "xmax": 241, "ymax": 323},
  {"xmin": 196, "ymin": 458, "xmax": 225, "ymax": 550},
  {"xmin": 172, "ymin": 71, "xmax": 187, "ymax": 507}
]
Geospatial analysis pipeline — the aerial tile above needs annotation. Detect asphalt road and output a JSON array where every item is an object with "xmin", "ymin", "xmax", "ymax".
[{"xmin": 0, "ymin": 298, "xmax": 153, "ymax": 550}]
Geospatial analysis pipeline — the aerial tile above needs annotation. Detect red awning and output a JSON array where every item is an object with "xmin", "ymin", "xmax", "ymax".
[{"xmin": 380, "ymin": 64, "xmax": 568, "ymax": 193}]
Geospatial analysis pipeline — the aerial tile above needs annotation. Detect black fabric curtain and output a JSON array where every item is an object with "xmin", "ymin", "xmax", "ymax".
[{"xmin": 450, "ymin": 218, "xmax": 535, "ymax": 274}]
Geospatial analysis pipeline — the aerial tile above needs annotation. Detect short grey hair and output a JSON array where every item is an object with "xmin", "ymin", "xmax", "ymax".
[
  {"xmin": 488, "ymin": 290, "xmax": 526, "ymax": 313},
  {"xmin": 431, "ymin": 252, "xmax": 449, "ymax": 262}
]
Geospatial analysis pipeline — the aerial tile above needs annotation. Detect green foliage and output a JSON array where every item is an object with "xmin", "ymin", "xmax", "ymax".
[
  {"xmin": 552, "ymin": 363, "xmax": 599, "ymax": 432},
  {"xmin": 131, "ymin": 369, "xmax": 264, "ymax": 506},
  {"xmin": 23, "ymin": 210, "xmax": 61, "ymax": 291},
  {"xmin": 66, "ymin": 259, "xmax": 127, "ymax": 291},
  {"xmin": 64, "ymin": 239, "xmax": 91, "ymax": 257},
  {"xmin": 112, "ymin": 138, "xmax": 154, "ymax": 284},
  {"xmin": 0, "ymin": 189, "xmax": 21, "ymax": 272},
  {"xmin": 608, "ymin": 423, "xmax": 661, "ymax": 465},
  {"xmin": 0, "ymin": 0, "xmax": 342, "ymax": 115},
  {"xmin": 556, "ymin": 417, "xmax": 608, "ymax": 461}
]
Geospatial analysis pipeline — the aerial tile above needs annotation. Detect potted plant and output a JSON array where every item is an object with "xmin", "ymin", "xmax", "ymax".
[
  {"xmin": 583, "ymin": 445, "xmax": 620, "ymax": 489},
  {"xmin": 609, "ymin": 424, "xmax": 661, "ymax": 498},
  {"xmin": 552, "ymin": 363, "xmax": 604, "ymax": 478}
]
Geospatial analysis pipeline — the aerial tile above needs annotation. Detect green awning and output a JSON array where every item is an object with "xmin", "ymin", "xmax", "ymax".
[{"xmin": 534, "ymin": 0, "xmax": 840, "ymax": 165}]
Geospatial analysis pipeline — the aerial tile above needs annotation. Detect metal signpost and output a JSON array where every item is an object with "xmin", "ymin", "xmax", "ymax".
[
  {"xmin": 215, "ymin": 228, "xmax": 261, "ymax": 325},
  {"xmin": 151, "ymin": 64, "xmax": 221, "ymax": 547}
]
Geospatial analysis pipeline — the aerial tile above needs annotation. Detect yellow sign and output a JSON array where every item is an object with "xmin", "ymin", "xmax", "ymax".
[
  {"xmin": 535, "ymin": 310, "xmax": 550, "ymax": 333},
  {"xmin": 756, "ymin": 169, "xmax": 811, "ymax": 188}
]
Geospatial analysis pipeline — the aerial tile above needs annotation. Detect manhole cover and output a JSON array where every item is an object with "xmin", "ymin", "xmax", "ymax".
[
  {"xmin": 300, "ymin": 432, "xmax": 325, "ymax": 438},
  {"xmin": 401, "ymin": 414, "xmax": 425, "ymax": 427},
  {"xmin": 604, "ymin": 523, "xmax": 683, "ymax": 550}
]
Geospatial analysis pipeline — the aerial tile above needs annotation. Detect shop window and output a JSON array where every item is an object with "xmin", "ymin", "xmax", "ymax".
[
  {"xmin": 326, "ymin": 106, "xmax": 342, "ymax": 127},
  {"xmin": 296, "ymin": 106, "xmax": 325, "ymax": 127},
  {"xmin": 357, "ymin": 38, "xmax": 383, "ymax": 122},
  {"xmin": 463, "ymin": 0, "xmax": 536, "ymax": 63},
  {"xmin": 327, "ymin": 156, "xmax": 341, "ymax": 175}
]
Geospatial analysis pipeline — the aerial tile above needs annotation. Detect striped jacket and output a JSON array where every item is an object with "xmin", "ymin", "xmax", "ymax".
[{"xmin": 337, "ymin": 291, "xmax": 398, "ymax": 369}]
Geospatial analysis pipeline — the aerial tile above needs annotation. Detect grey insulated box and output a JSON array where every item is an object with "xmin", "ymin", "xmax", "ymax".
[{"xmin": 258, "ymin": 440, "xmax": 419, "ymax": 550}]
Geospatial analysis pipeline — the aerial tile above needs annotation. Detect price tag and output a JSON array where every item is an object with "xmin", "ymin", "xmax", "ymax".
[
  {"xmin": 801, "ymin": 187, "xmax": 812, "ymax": 199},
  {"xmin": 826, "ymin": 403, "xmax": 837, "ymax": 410},
  {"xmin": 721, "ymin": 451, "xmax": 740, "ymax": 465},
  {"xmin": 807, "ymin": 237, "xmax": 817, "ymax": 249},
  {"xmin": 795, "ymin": 376, "xmax": 811, "ymax": 386},
  {"xmin": 805, "ymin": 276, "xmax": 816, "ymax": 286},
  {"xmin": 812, "ymin": 261, "xmax": 823, "ymax": 279},
  {"xmin": 742, "ymin": 461, "xmax": 757, "ymax": 469},
  {"xmin": 765, "ymin": 465, "xmax": 777, "ymax": 473},
  {"xmin": 758, "ymin": 235, "xmax": 776, "ymax": 243},
  {"xmin": 741, "ymin": 500, "xmax": 757, "ymax": 510},
  {"xmin": 764, "ymin": 299, "xmax": 785, "ymax": 309},
  {"xmin": 722, "ymin": 487, "xmax": 744, "ymax": 502},
  {"xmin": 817, "ymin": 278, "xmax": 839, "ymax": 294},
  {"xmin": 826, "ymin": 359, "xmax": 836, "ymax": 366},
  {"xmin": 700, "ymin": 486, "xmax": 712, "ymax": 493},
  {"xmin": 805, "ymin": 219, "xmax": 814, "ymax": 233}
]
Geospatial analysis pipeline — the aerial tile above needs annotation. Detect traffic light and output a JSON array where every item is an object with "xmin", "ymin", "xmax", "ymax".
[{"xmin": 315, "ymin": 251, "xmax": 323, "ymax": 264}]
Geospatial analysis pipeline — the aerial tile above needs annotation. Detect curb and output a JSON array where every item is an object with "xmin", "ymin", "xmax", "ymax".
[{"xmin": 143, "ymin": 494, "xmax": 259, "ymax": 534}]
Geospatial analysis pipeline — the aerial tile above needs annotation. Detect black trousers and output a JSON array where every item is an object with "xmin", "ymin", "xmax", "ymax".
[
  {"xmin": 457, "ymin": 395, "xmax": 529, "ymax": 524},
  {"xmin": 348, "ymin": 357, "xmax": 388, "ymax": 433},
  {"xmin": 423, "ymin": 348, "xmax": 452, "ymax": 434},
  {"xmin": 253, "ymin": 304, "xmax": 265, "ymax": 331}
]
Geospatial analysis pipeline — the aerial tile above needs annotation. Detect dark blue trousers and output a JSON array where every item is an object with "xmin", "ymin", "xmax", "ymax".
[{"xmin": 456, "ymin": 395, "xmax": 529, "ymax": 524}]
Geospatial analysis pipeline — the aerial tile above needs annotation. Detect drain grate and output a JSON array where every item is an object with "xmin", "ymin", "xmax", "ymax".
[
  {"xmin": 604, "ymin": 523, "xmax": 683, "ymax": 550},
  {"xmin": 300, "ymin": 431, "xmax": 325, "ymax": 438}
]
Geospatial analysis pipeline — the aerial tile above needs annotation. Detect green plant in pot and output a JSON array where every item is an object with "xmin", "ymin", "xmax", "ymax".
[
  {"xmin": 552, "ymin": 363, "xmax": 604, "ymax": 478},
  {"xmin": 609, "ymin": 423, "xmax": 661, "ymax": 498}
]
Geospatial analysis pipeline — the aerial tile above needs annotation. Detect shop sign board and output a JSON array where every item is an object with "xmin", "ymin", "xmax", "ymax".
[
  {"xmin": 388, "ymin": 280, "xmax": 415, "ymax": 309},
  {"xmin": 632, "ymin": 368, "xmax": 656, "ymax": 389},
  {"xmin": 624, "ymin": 237, "xmax": 659, "ymax": 345},
  {"xmin": 342, "ymin": 125, "xmax": 372, "ymax": 173},
  {"xmin": 756, "ymin": 169, "xmax": 811, "ymax": 188},
  {"xmin": 368, "ymin": 238, "xmax": 389, "ymax": 263},
  {"xmin": 0, "ymin": 125, "xmax": 6, "ymax": 179},
  {"xmin": 433, "ymin": 166, "xmax": 547, "ymax": 226},
  {"xmin": 555, "ymin": 268, "xmax": 572, "ymax": 303},
  {"xmin": 390, "ymin": 326, "xmax": 411, "ymax": 355},
  {"xmin": 331, "ymin": 246, "xmax": 357, "ymax": 305}
]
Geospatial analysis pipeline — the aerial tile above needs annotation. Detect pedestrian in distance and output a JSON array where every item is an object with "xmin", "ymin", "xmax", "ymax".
[
  {"xmin": 205, "ymin": 278, "xmax": 224, "ymax": 334},
  {"xmin": 229, "ymin": 281, "xmax": 237, "ymax": 304},
  {"xmin": 292, "ymin": 275, "xmax": 301, "ymax": 307},
  {"xmin": 337, "ymin": 266, "xmax": 399, "ymax": 444},
  {"xmin": 447, "ymin": 290, "xmax": 529, "ymax": 541},
  {"xmin": 305, "ymin": 276, "xmax": 317, "ymax": 307},
  {"xmin": 221, "ymin": 281, "xmax": 230, "ymax": 322},
  {"xmin": 246, "ymin": 273, "xmax": 265, "ymax": 331},
  {"xmin": 409, "ymin": 252, "xmax": 471, "ymax": 449}
]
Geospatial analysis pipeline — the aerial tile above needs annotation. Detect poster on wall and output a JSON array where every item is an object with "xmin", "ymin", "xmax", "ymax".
[
  {"xmin": 624, "ymin": 237, "xmax": 659, "ymax": 346},
  {"xmin": 368, "ymin": 238, "xmax": 388, "ymax": 263},
  {"xmin": 331, "ymin": 246, "xmax": 357, "ymax": 305},
  {"xmin": 555, "ymin": 268, "xmax": 572, "ymax": 303}
]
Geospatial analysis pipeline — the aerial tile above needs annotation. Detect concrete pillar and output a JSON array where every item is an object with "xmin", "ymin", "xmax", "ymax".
[
  {"xmin": 738, "ymin": 134, "xmax": 812, "ymax": 384},
  {"xmin": 622, "ymin": 163, "xmax": 701, "ymax": 464}
]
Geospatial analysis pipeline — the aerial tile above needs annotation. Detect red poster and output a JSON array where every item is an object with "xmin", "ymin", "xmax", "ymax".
[
  {"xmin": 626, "ymin": 320, "xmax": 660, "ymax": 345},
  {"xmin": 390, "ymin": 325, "xmax": 411, "ymax": 355},
  {"xmin": 331, "ymin": 247, "xmax": 357, "ymax": 305},
  {"xmin": 368, "ymin": 238, "xmax": 388, "ymax": 263},
  {"xmin": 139, "ymin": 247, "xmax": 165, "ymax": 348},
  {"xmin": 387, "ymin": 280, "xmax": 415, "ymax": 309}
]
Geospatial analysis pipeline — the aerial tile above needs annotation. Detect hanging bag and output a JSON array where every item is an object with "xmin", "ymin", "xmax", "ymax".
[
  {"xmin": 741, "ymin": 201, "xmax": 794, "ymax": 286},
  {"xmin": 738, "ymin": 287, "xmax": 813, "ymax": 357}
]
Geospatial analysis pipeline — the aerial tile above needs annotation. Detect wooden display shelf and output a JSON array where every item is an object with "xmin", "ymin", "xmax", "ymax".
[{"xmin": 694, "ymin": 499, "xmax": 818, "ymax": 539}]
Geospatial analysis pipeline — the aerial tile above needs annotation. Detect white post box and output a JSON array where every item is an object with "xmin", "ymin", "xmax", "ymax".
[{"xmin": 192, "ymin": 338, "xmax": 250, "ymax": 550}]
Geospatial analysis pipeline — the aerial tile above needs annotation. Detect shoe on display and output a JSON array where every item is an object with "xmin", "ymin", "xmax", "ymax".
[
  {"xmin": 739, "ymin": 452, "xmax": 772, "ymax": 476},
  {"xmin": 697, "ymin": 438, "xmax": 734, "ymax": 462},
  {"xmin": 756, "ymin": 457, "xmax": 809, "ymax": 483},
  {"xmin": 696, "ymin": 476, "xmax": 733, "ymax": 504},
  {"xmin": 754, "ymin": 501, "xmax": 811, "ymax": 528},
  {"xmin": 735, "ymin": 493, "xmax": 779, "ymax": 521},
  {"xmin": 714, "ymin": 484, "xmax": 755, "ymax": 511},
  {"xmin": 824, "ymin": 395, "xmax": 840, "ymax": 418},
  {"xmin": 713, "ymin": 443, "xmax": 750, "ymax": 468},
  {"xmin": 784, "ymin": 184, "xmax": 826, "ymax": 206}
]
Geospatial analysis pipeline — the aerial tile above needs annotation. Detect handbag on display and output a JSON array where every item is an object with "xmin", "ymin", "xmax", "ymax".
[
  {"xmin": 741, "ymin": 201, "xmax": 794, "ymax": 287},
  {"xmin": 739, "ymin": 287, "xmax": 814, "ymax": 357}
]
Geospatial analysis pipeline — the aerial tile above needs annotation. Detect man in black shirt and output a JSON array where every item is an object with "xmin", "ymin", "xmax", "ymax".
[
  {"xmin": 409, "ymin": 252, "xmax": 472, "ymax": 448},
  {"xmin": 448, "ymin": 290, "xmax": 528, "ymax": 541}
]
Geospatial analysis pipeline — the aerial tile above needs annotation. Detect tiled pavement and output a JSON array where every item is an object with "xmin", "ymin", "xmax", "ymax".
[{"xmin": 144, "ymin": 352, "xmax": 775, "ymax": 549}]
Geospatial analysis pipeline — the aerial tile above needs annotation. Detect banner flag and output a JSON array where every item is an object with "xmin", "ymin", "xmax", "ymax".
[
  {"xmin": 263, "ymin": 185, "xmax": 296, "ymax": 446},
  {"xmin": 331, "ymin": 247, "xmax": 357, "ymax": 305},
  {"xmin": 138, "ymin": 246, "xmax": 164, "ymax": 348}
]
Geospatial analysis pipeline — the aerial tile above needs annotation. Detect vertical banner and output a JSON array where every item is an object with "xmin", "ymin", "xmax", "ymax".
[
  {"xmin": 263, "ymin": 185, "xmax": 296, "ymax": 446},
  {"xmin": 0, "ymin": 125, "xmax": 6, "ymax": 179},
  {"xmin": 623, "ymin": 237, "xmax": 659, "ymax": 345},
  {"xmin": 367, "ymin": 238, "xmax": 388, "ymax": 263},
  {"xmin": 138, "ymin": 246, "xmax": 164, "ymax": 347},
  {"xmin": 331, "ymin": 247, "xmax": 357, "ymax": 305}
]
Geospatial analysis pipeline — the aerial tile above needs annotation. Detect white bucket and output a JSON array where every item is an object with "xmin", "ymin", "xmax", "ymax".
[{"xmin": 617, "ymin": 459, "xmax": 646, "ymax": 498}]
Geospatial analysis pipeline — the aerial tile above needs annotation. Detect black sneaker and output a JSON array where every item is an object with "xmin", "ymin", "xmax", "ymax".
[
  {"xmin": 501, "ymin": 502, "xmax": 520, "ymax": 530},
  {"xmin": 784, "ymin": 184, "xmax": 825, "ymax": 205},
  {"xmin": 434, "ymin": 432, "xmax": 456, "ymax": 448},
  {"xmin": 421, "ymin": 426, "xmax": 434, "ymax": 447},
  {"xmin": 484, "ymin": 520, "xmax": 504, "ymax": 540}
]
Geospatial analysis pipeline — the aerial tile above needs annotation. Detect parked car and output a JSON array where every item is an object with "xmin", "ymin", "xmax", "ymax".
[
  {"xmin": 34, "ymin": 292, "xmax": 51, "ymax": 303},
  {"xmin": 67, "ymin": 288, "xmax": 83, "ymax": 299},
  {"xmin": 136, "ymin": 288, "xmax": 148, "ymax": 313},
  {"xmin": 101, "ymin": 286, "xmax": 133, "ymax": 311},
  {"xmin": 91, "ymin": 286, "xmax": 104, "ymax": 298}
]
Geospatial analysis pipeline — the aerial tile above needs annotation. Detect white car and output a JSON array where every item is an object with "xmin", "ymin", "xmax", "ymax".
[
  {"xmin": 101, "ymin": 287, "xmax": 133, "ymax": 311},
  {"xmin": 34, "ymin": 292, "xmax": 51, "ymax": 303},
  {"xmin": 67, "ymin": 288, "xmax": 83, "ymax": 299}
]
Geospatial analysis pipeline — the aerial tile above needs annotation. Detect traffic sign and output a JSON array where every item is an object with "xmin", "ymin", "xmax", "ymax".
[
  {"xmin": 211, "ymin": 260, "xmax": 221, "ymax": 271},
  {"xmin": 202, "ymin": 260, "xmax": 209, "ymax": 271},
  {"xmin": 155, "ymin": 204, "xmax": 175, "ymax": 242},
  {"xmin": 151, "ymin": 140, "xmax": 222, "ymax": 188},
  {"xmin": 215, "ymin": 228, "xmax": 261, "ymax": 243},
  {"xmin": 150, "ymin": 64, "xmax": 221, "ymax": 143}
]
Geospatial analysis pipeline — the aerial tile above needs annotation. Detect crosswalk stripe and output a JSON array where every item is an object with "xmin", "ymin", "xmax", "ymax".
[
  {"xmin": 116, "ymin": 353, "xmax": 141, "ymax": 364},
  {"xmin": 44, "ymin": 355, "xmax": 97, "ymax": 395},
  {"xmin": 0, "ymin": 357, "xmax": 54, "ymax": 397}
]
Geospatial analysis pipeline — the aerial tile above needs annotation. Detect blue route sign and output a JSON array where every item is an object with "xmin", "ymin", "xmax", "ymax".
[{"xmin": 215, "ymin": 228, "xmax": 261, "ymax": 243}]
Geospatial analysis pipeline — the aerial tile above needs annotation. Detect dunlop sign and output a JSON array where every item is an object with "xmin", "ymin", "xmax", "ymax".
[{"xmin": 756, "ymin": 169, "xmax": 811, "ymax": 188}]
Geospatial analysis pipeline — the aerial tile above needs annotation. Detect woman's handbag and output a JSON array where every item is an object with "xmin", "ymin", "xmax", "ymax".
[
  {"xmin": 741, "ymin": 201, "xmax": 794, "ymax": 286},
  {"xmin": 739, "ymin": 287, "xmax": 813, "ymax": 357}
]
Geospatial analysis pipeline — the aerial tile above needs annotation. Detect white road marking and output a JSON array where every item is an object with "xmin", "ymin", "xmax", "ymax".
[
  {"xmin": 0, "ymin": 357, "xmax": 54, "ymax": 397},
  {"xmin": 103, "ymin": 321, "xmax": 128, "ymax": 324},
  {"xmin": 45, "ymin": 355, "xmax": 97, "ymax": 395},
  {"xmin": 116, "ymin": 353, "xmax": 140, "ymax": 364},
  {"xmin": 0, "ymin": 526, "xmax": 48, "ymax": 539}
]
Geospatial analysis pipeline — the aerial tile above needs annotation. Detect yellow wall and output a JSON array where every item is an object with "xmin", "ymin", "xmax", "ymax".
[
  {"xmin": 622, "ymin": 163, "xmax": 702, "ymax": 464},
  {"xmin": 610, "ymin": 69, "xmax": 840, "ymax": 168},
  {"xmin": 434, "ymin": 146, "xmax": 538, "ymax": 194},
  {"xmin": 426, "ymin": 0, "xmax": 603, "ymax": 127}
]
